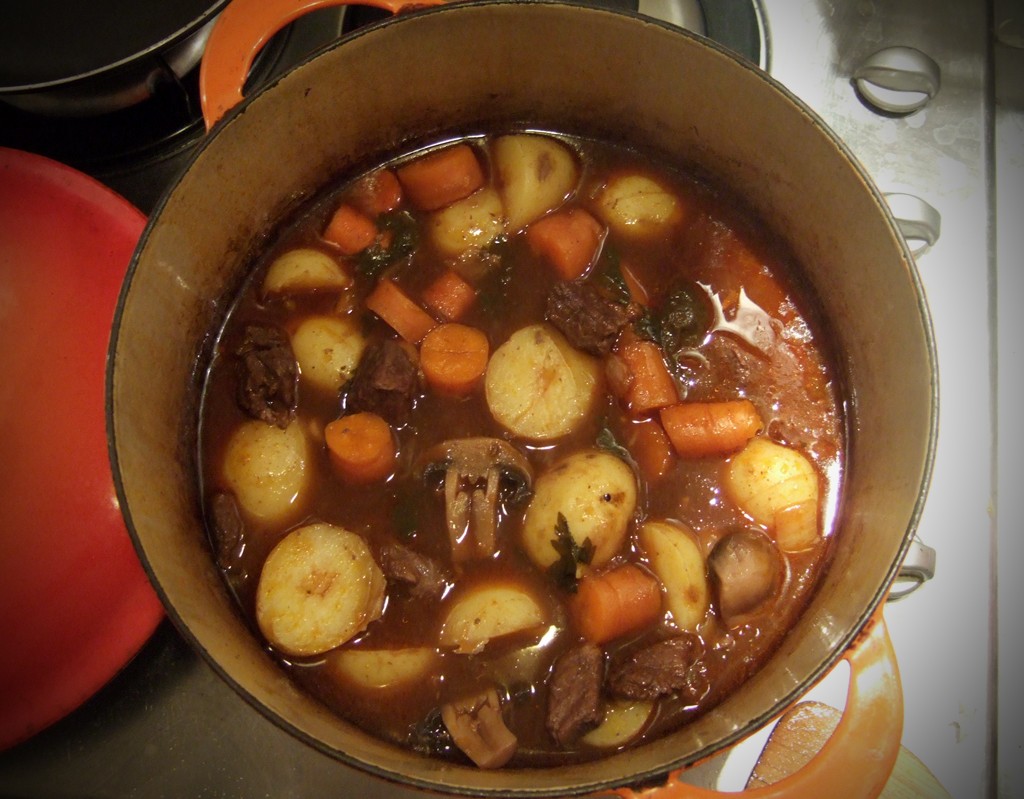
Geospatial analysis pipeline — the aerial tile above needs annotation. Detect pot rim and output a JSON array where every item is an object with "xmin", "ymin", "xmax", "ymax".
[{"xmin": 106, "ymin": 2, "xmax": 939, "ymax": 793}]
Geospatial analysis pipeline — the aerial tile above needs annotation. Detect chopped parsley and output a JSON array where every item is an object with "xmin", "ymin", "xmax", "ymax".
[
  {"xmin": 356, "ymin": 210, "xmax": 418, "ymax": 278},
  {"xmin": 547, "ymin": 513, "xmax": 595, "ymax": 592}
]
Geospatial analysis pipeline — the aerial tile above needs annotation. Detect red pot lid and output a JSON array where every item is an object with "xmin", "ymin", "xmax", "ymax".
[{"xmin": 0, "ymin": 147, "xmax": 164, "ymax": 751}]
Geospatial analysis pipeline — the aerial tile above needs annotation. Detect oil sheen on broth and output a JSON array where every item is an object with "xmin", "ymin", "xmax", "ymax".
[{"xmin": 198, "ymin": 131, "xmax": 844, "ymax": 769}]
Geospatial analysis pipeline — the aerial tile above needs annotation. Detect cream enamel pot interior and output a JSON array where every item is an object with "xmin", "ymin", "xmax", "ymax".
[{"xmin": 106, "ymin": 1, "xmax": 937, "ymax": 796}]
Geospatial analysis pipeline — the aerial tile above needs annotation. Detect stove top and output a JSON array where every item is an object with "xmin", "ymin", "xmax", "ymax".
[{"xmin": 0, "ymin": 1, "xmax": 1008, "ymax": 797}]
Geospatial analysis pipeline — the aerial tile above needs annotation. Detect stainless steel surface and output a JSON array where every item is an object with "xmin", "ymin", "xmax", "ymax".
[
  {"xmin": 0, "ymin": 1, "xmax": 1006, "ymax": 797},
  {"xmin": 994, "ymin": 2, "xmax": 1023, "ymax": 797},
  {"xmin": 719, "ymin": 3, "xmax": 997, "ymax": 798}
]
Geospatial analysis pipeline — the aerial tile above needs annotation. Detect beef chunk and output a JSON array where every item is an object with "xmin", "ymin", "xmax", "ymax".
[
  {"xmin": 345, "ymin": 338, "xmax": 418, "ymax": 425},
  {"xmin": 235, "ymin": 324, "xmax": 298, "ymax": 428},
  {"xmin": 208, "ymin": 492, "xmax": 245, "ymax": 572},
  {"xmin": 546, "ymin": 642, "xmax": 604, "ymax": 745},
  {"xmin": 608, "ymin": 636, "xmax": 700, "ymax": 700},
  {"xmin": 545, "ymin": 281, "xmax": 636, "ymax": 356},
  {"xmin": 379, "ymin": 542, "xmax": 448, "ymax": 599}
]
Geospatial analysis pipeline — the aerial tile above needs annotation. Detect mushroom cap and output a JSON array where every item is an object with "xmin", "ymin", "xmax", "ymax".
[{"xmin": 417, "ymin": 437, "xmax": 534, "ymax": 488}]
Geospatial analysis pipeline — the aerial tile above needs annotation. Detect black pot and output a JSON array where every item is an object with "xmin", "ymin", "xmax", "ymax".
[{"xmin": 0, "ymin": 0, "xmax": 228, "ymax": 116}]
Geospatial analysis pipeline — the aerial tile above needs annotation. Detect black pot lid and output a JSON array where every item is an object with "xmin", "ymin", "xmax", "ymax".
[{"xmin": 0, "ymin": 0, "xmax": 229, "ymax": 91}]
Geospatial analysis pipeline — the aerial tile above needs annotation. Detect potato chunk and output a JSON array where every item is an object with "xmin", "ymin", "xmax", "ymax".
[
  {"xmin": 724, "ymin": 437, "xmax": 820, "ymax": 551},
  {"xmin": 492, "ymin": 134, "xmax": 579, "ymax": 232},
  {"xmin": 256, "ymin": 523, "xmax": 386, "ymax": 657},
  {"xmin": 262, "ymin": 247, "xmax": 352, "ymax": 296},
  {"xmin": 221, "ymin": 419, "xmax": 310, "ymax": 525},
  {"xmin": 595, "ymin": 174, "xmax": 683, "ymax": 238},
  {"xmin": 581, "ymin": 699, "xmax": 654, "ymax": 748},
  {"xmin": 522, "ymin": 449, "xmax": 637, "ymax": 570},
  {"xmin": 290, "ymin": 314, "xmax": 366, "ymax": 394},
  {"xmin": 326, "ymin": 646, "xmax": 439, "ymax": 690},
  {"xmin": 485, "ymin": 324, "xmax": 602, "ymax": 441},
  {"xmin": 428, "ymin": 186, "xmax": 506, "ymax": 257},
  {"xmin": 637, "ymin": 520, "xmax": 709, "ymax": 632},
  {"xmin": 439, "ymin": 582, "xmax": 546, "ymax": 654}
]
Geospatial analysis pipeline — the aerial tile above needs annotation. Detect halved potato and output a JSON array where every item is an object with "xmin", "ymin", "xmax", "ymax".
[
  {"xmin": 256, "ymin": 523, "xmax": 386, "ymax": 657},
  {"xmin": 439, "ymin": 582, "xmax": 547, "ymax": 654},
  {"xmin": 221, "ymin": 419, "xmax": 310, "ymax": 525},
  {"xmin": 637, "ymin": 520, "xmax": 709, "ymax": 632},
  {"xmin": 429, "ymin": 186, "xmax": 506, "ymax": 257},
  {"xmin": 262, "ymin": 247, "xmax": 352, "ymax": 296},
  {"xmin": 581, "ymin": 698, "xmax": 654, "ymax": 748},
  {"xmin": 724, "ymin": 437, "xmax": 820, "ymax": 550},
  {"xmin": 492, "ymin": 134, "xmax": 579, "ymax": 232},
  {"xmin": 522, "ymin": 449, "xmax": 637, "ymax": 570},
  {"xmin": 485, "ymin": 323, "xmax": 602, "ymax": 441},
  {"xmin": 326, "ymin": 646, "xmax": 439, "ymax": 690},
  {"xmin": 595, "ymin": 173, "xmax": 684, "ymax": 239},
  {"xmin": 290, "ymin": 314, "xmax": 366, "ymax": 394}
]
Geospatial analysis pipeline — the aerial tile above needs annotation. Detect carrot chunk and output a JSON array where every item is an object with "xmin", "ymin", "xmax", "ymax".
[
  {"xmin": 570, "ymin": 563, "xmax": 662, "ymax": 644},
  {"xmin": 626, "ymin": 419, "xmax": 676, "ymax": 482},
  {"xmin": 659, "ymin": 399, "xmax": 763, "ymax": 459},
  {"xmin": 396, "ymin": 144, "xmax": 485, "ymax": 212},
  {"xmin": 349, "ymin": 168, "xmax": 403, "ymax": 216},
  {"xmin": 325, "ymin": 412, "xmax": 396, "ymax": 483},
  {"xmin": 419, "ymin": 323, "xmax": 490, "ymax": 397},
  {"xmin": 365, "ymin": 279, "xmax": 437, "ymax": 343},
  {"xmin": 323, "ymin": 203, "xmax": 379, "ymax": 255},
  {"xmin": 422, "ymin": 268, "xmax": 477, "ymax": 321},
  {"xmin": 614, "ymin": 338, "xmax": 679, "ymax": 415},
  {"xmin": 525, "ymin": 208, "xmax": 604, "ymax": 281}
]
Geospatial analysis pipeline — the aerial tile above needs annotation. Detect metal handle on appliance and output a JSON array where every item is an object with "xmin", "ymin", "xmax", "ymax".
[
  {"xmin": 885, "ymin": 192, "xmax": 942, "ymax": 256},
  {"xmin": 888, "ymin": 537, "xmax": 937, "ymax": 602},
  {"xmin": 852, "ymin": 46, "xmax": 941, "ymax": 114}
]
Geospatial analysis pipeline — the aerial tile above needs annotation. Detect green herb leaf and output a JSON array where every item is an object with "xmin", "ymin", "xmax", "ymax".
[
  {"xmin": 547, "ymin": 513, "xmax": 595, "ymax": 592},
  {"xmin": 596, "ymin": 426, "xmax": 632, "ymax": 464},
  {"xmin": 631, "ymin": 310, "xmax": 660, "ymax": 343},
  {"xmin": 356, "ymin": 210, "xmax": 418, "ymax": 278},
  {"xmin": 596, "ymin": 247, "xmax": 631, "ymax": 305}
]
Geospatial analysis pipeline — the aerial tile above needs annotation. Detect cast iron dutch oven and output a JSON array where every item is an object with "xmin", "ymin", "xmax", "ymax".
[{"xmin": 106, "ymin": 0, "xmax": 937, "ymax": 795}]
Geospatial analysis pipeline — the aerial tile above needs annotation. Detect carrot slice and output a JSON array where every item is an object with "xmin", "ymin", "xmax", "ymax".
[
  {"xmin": 419, "ymin": 322, "xmax": 490, "ymax": 397},
  {"xmin": 323, "ymin": 203, "xmax": 378, "ymax": 255},
  {"xmin": 365, "ymin": 279, "xmax": 437, "ymax": 343},
  {"xmin": 422, "ymin": 268, "xmax": 477, "ymax": 321},
  {"xmin": 396, "ymin": 144, "xmax": 485, "ymax": 212},
  {"xmin": 615, "ymin": 338, "xmax": 678, "ymax": 415},
  {"xmin": 659, "ymin": 399, "xmax": 763, "ymax": 459},
  {"xmin": 324, "ymin": 412, "xmax": 396, "ymax": 483},
  {"xmin": 626, "ymin": 419, "xmax": 676, "ymax": 482},
  {"xmin": 525, "ymin": 208, "xmax": 604, "ymax": 281},
  {"xmin": 349, "ymin": 168, "xmax": 403, "ymax": 216},
  {"xmin": 570, "ymin": 563, "xmax": 662, "ymax": 644}
]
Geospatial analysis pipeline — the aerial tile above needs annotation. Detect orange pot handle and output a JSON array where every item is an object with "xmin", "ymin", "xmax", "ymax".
[
  {"xmin": 199, "ymin": 0, "xmax": 446, "ymax": 129},
  {"xmin": 609, "ymin": 611, "xmax": 902, "ymax": 799}
]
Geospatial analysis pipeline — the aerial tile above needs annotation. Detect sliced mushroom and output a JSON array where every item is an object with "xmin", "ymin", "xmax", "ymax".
[
  {"xmin": 440, "ymin": 688, "xmax": 518, "ymax": 769},
  {"xmin": 418, "ymin": 438, "xmax": 533, "ymax": 562}
]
